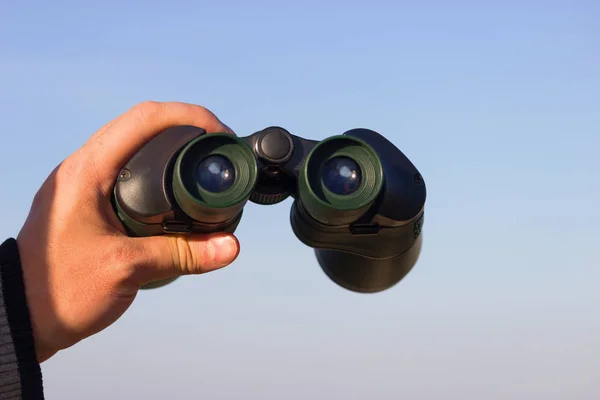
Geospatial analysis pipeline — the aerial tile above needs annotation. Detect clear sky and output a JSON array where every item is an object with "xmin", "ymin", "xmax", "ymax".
[{"xmin": 1, "ymin": 1, "xmax": 599, "ymax": 399}]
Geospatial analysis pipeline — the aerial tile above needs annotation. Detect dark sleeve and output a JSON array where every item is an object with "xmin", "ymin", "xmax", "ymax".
[{"xmin": 0, "ymin": 239, "xmax": 44, "ymax": 400}]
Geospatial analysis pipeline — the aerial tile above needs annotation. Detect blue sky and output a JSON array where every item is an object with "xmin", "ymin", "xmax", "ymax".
[{"xmin": 1, "ymin": 1, "xmax": 599, "ymax": 399}]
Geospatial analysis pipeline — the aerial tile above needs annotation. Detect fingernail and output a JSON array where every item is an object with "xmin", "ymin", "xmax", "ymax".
[{"xmin": 212, "ymin": 235, "xmax": 239, "ymax": 266}]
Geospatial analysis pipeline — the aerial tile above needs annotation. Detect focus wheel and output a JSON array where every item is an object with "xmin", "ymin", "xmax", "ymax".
[{"xmin": 250, "ymin": 191, "xmax": 290, "ymax": 205}]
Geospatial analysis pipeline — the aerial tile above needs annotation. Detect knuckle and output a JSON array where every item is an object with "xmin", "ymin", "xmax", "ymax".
[
  {"xmin": 129, "ymin": 101, "xmax": 225, "ymax": 133},
  {"xmin": 171, "ymin": 236, "xmax": 196, "ymax": 274},
  {"xmin": 54, "ymin": 155, "xmax": 99, "ymax": 196},
  {"xmin": 56, "ymin": 157, "xmax": 76, "ymax": 177},
  {"xmin": 170, "ymin": 236, "xmax": 214, "ymax": 274},
  {"xmin": 189, "ymin": 104, "xmax": 209, "ymax": 114},
  {"xmin": 131, "ymin": 101, "xmax": 166, "ymax": 124},
  {"xmin": 174, "ymin": 103, "xmax": 213, "ymax": 121},
  {"xmin": 53, "ymin": 160, "xmax": 80, "ymax": 190},
  {"xmin": 57, "ymin": 153, "xmax": 92, "ymax": 181}
]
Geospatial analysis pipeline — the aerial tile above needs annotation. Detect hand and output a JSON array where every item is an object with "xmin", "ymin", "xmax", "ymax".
[{"xmin": 16, "ymin": 101, "xmax": 241, "ymax": 363}]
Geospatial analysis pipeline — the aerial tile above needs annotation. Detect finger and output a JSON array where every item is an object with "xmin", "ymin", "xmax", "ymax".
[
  {"xmin": 129, "ymin": 232, "xmax": 240, "ymax": 285},
  {"xmin": 83, "ymin": 101, "xmax": 234, "ymax": 186}
]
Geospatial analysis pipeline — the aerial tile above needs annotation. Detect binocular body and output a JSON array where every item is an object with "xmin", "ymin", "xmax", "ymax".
[{"xmin": 112, "ymin": 126, "xmax": 426, "ymax": 293}]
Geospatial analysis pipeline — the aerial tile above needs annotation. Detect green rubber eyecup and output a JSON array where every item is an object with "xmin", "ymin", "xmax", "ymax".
[
  {"xmin": 298, "ymin": 135, "xmax": 384, "ymax": 225},
  {"xmin": 173, "ymin": 133, "xmax": 258, "ymax": 223}
]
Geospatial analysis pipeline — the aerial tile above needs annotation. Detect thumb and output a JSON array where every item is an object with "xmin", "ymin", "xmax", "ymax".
[{"xmin": 130, "ymin": 233, "xmax": 240, "ymax": 285}]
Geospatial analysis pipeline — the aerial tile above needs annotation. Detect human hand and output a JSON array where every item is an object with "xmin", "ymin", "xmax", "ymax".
[{"xmin": 16, "ymin": 101, "xmax": 241, "ymax": 363}]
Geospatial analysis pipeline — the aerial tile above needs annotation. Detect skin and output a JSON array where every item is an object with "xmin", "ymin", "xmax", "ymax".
[{"xmin": 16, "ymin": 101, "xmax": 240, "ymax": 363}]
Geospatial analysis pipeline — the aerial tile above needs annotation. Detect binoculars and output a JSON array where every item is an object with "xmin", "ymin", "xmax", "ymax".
[{"xmin": 112, "ymin": 126, "xmax": 426, "ymax": 293}]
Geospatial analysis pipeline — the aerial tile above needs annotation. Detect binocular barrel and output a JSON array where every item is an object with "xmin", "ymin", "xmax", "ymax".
[{"xmin": 113, "ymin": 126, "xmax": 426, "ymax": 293}]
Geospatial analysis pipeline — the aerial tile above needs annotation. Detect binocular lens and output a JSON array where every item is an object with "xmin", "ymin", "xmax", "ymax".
[
  {"xmin": 172, "ymin": 133, "xmax": 258, "ymax": 223},
  {"xmin": 321, "ymin": 156, "xmax": 362, "ymax": 195},
  {"xmin": 196, "ymin": 155, "xmax": 236, "ymax": 193},
  {"xmin": 298, "ymin": 136, "xmax": 383, "ymax": 225}
]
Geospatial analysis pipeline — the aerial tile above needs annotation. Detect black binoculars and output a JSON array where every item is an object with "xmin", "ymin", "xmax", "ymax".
[{"xmin": 112, "ymin": 126, "xmax": 426, "ymax": 293}]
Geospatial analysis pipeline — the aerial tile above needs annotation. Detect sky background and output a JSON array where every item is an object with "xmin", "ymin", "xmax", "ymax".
[{"xmin": 1, "ymin": 1, "xmax": 599, "ymax": 399}]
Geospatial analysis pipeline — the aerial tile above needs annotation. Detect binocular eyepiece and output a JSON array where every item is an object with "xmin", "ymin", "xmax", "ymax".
[{"xmin": 113, "ymin": 126, "xmax": 426, "ymax": 293}]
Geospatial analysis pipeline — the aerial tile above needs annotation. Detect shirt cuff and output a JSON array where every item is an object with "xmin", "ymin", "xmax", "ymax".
[{"xmin": 0, "ymin": 238, "xmax": 44, "ymax": 399}]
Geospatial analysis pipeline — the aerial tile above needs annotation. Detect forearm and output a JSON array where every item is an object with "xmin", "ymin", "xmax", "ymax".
[{"xmin": 0, "ymin": 239, "xmax": 44, "ymax": 399}]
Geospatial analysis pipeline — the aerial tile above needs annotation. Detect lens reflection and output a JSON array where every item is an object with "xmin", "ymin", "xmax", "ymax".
[
  {"xmin": 196, "ymin": 155, "xmax": 236, "ymax": 193},
  {"xmin": 321, "ymin": 156, "xmax": 362, "ymax": 195}
]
